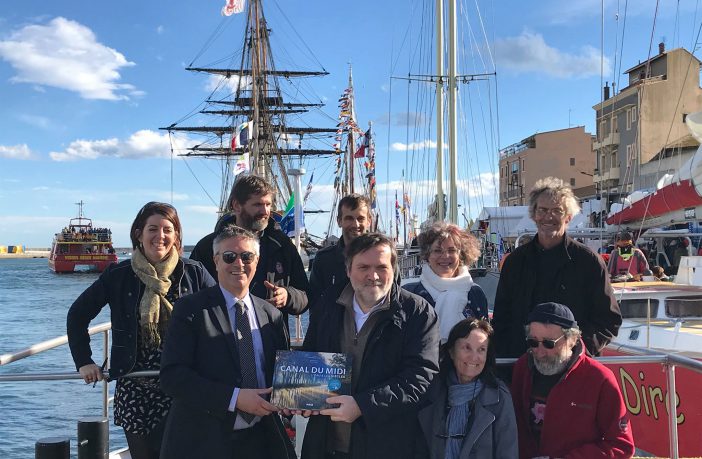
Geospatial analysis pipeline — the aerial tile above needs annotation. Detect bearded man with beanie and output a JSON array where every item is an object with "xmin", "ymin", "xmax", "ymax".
[{"xmin": 511, "ymin": 302, "xmax": 634, "ymax": 459}]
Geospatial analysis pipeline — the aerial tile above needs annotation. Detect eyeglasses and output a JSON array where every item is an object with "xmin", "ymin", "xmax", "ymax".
[
  {"xmin": 535, "ymin": 207, "xmax": 566, "ymax": 218},
  {"xmin": 219, "ymin": 250, "xmax": 256, "ymax": 264},
  {"xmin": 525, "ymin": 334, "xmax": 565, "ymax": 350},
  {"xmin": 431, "ymin": 247, "xmax": 460, "ymax": 257}
]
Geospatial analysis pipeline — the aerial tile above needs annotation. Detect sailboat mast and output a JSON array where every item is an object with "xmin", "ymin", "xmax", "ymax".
[
  {"xmin": 348, "ymin": 68, "xmax": 356, "ymax": 194},
  {"xmin": 436, "ymin": 0, "xmax": 445, "ymax": 221},
  {"xmin": 402, "ymin": 176, "xmax": 408, "ymax": 248},
  {"xmin": 447, "ymin": 0, "xmax": 458, "ymax": 224},
  {"xmin": 251, "ymin": 0, "xmax": 262, "ymax": 176}
]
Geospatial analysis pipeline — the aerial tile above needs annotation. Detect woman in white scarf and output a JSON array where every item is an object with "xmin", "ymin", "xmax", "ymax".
[{"xmin": 405, "ymin": 222, "xmax": 488, "ymax": 342}]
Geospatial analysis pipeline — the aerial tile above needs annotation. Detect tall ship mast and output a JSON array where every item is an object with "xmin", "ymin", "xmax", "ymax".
[
  {"xmin": 161, "ymin": 0, "xmax": 338, "ymax": 214},
  {"xmin": 325, "ymin": 66, "xmax": 379, "ymax": 238}
]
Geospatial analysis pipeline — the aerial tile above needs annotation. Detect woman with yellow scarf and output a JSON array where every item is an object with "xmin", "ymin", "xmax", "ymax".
[{"xmin": 67, "ymin": 202, "xmax": 215, "ymax": 459}]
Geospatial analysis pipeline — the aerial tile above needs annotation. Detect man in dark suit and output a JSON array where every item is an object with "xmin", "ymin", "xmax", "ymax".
[{"xmin": 160, "ymin": 225, "xmax": 295, "ymax": 459}]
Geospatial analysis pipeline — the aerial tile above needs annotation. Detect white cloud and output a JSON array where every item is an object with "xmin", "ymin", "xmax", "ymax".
[
  {"xmin": 494, "ymin": 31, "xmax": 610, "ymax": 78},
  {"xmin": 0, "ymin": 17, "xmax": 139, "ymax": 100},
  {"xmin": 156, "ymin": 25, "xmax": 164, "ymax": 35},
  {"xmin": 205, "ymin": 74, "xmax": 252, "ymax": 93},
  {"xmin": 49, "ymin": 130, "xmax": 196, "ymax": 161},
  {"xmin": 391, "ymin": 140, "xmax": 447, "ymax": 151},
  {"xmin": 0, "ymin": 144, "xmax": 33, "ymax": 159}
]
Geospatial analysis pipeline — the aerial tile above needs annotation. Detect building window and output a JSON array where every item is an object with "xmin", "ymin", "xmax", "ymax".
[
  {"xmin": 522, "ymin": 159, "xmax": 525, "ymax": 171},
  {"xmin": 511, "ymin": 162, "xmax": 519, "ymax": 173},
  {"xmin": 632, "ymin": 106, "xmax": 637, "ymax": 123},
  {"xmin": 613, "ymin": 115, "xmax": 618, "ymax": 133},
  {"xmin": 626, "ymin": 144, "xmax": 637, "ymax": 167},
  {"xmin": 570, "ymin": 178, "xmax": 576, "ymax": 186},
  {"xmin": 570, "ymin": 158, "xmax": 575, "ymax": 166},
  {"xmin": 626, "ymin": 109, "xmax": 632, "ymax": 130},
  {"xmin": 683, "ymin": 113, "xmax": 688, "ymax": 123}
]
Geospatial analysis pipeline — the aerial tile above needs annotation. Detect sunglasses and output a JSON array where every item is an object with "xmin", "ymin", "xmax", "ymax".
[
  {"xmin": 525, "ymin": 334, "xmax": 565, "ymax": 350},
  {"xmin": 220, "ymin": 250, "xmax": 256, "ymax": 264}
]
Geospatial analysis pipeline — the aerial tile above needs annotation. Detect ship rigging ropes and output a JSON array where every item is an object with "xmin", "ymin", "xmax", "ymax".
[
  {"xmin": 162, "ymin": 0, "xmax": 341, "ymax": 221},
  {"xmin": 386, "ymin": 0, "xmax": 500, "ymax": 237}
]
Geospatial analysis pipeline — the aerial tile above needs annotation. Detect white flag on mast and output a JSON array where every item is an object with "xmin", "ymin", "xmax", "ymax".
[
  {"xmin": 222, "ymin": 0, "xmax": 245, "ymax": 16},
  {"xmin": 233, "ymin": 153, "xmax": 250, "ymax": 176}
]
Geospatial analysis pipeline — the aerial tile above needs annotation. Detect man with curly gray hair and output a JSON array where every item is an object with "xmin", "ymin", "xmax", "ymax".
[{"xmin": 492, "ymin": 177, "xmax": 621, "ymax": 373}]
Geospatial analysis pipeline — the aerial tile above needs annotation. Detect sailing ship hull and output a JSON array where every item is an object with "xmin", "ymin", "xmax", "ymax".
[
  {"xmin": 602, "ymin": 348, "xmax": 702, "ymax": 456},
  {"xmin": 603, "ymin": 281, "xmax": 702, "ymax": 456},
  {"xmin": 606, "ymin": 179, "xmax": 702, "ymax": 227},
  {"xmin": 48, "ymin": 250, "xmax": 117, "ymax": 273},
  {"xmin": 607, "ymin": 110, "xmax": 702, "ymax": 229}
]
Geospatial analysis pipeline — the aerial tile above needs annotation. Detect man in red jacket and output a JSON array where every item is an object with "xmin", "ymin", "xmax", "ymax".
[{"xmin": 511, "ymin": 302, "xmax": 634, "ymax": 459}]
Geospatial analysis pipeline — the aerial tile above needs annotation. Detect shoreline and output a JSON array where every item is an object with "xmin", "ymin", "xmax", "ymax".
[{"xmin": 0, "ymin": 251, "xmax": 50, "ymax": 259}]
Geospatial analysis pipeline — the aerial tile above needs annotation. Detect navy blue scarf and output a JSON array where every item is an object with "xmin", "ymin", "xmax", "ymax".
[{"xmin": 444, "ymin": 371, "xmax": 483, "ymax": 459}]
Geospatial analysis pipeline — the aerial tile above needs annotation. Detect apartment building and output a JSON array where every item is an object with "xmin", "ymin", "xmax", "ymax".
[
  {"xmin": 498, "ymin": 126, "xmax": 596, "ymax": 206},
  {"xmin": 593, "ymin": 44, "xmax": 702, "ymax": 204}
]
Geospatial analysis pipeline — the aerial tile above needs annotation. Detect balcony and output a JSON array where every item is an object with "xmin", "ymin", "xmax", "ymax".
[
  {"xmin": 594, "ymin": 131, "xmax": 620, "ymax": 150},
  {"xmin": 593, "ymin": 167, "xmax": 620, "ymax": 183}
]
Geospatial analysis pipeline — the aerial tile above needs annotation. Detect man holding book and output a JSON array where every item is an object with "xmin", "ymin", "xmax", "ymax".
[
  {"xmin": 160, "ymin": 225, "xmax": 294, "ymax": 459},
  {"xmin": 300, "ymin": 232, "xmax": 440, "ymax": 459}
]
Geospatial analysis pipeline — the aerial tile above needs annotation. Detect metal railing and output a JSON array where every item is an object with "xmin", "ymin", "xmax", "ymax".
[
  {"xmin": 2, "ymin": 326, "xmax": 701, "ymax": 458},
  {"xmin": 1, "ymin": 322, "xmax": 112, "ymax": 417},
  {"xmin": 500, "ymin": 342, "xmax": 702, "ymax": 459}
]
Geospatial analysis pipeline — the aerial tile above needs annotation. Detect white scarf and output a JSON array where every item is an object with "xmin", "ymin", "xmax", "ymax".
[{"xmin": 419, "ymin": 263, "xmax": 473, "ymax": 342}]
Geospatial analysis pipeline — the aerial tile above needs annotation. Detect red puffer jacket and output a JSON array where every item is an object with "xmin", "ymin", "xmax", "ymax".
[{"xmin": 511, "ymin": 341, "xmax": 635, "ymax": 459}]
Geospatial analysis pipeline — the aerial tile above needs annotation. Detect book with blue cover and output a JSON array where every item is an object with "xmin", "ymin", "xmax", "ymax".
[{"xmin": 270, "ymin": 350, "xmax": 352, "ymax": 410}]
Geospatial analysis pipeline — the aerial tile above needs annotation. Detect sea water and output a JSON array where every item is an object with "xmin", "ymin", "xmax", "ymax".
[
  {"xmin": 0, "ymin": 257, "xmax": 127, "ymax": 457},
  {"xmin": 0, "ymin": 257, "xmax": 309, "ymax": 458}
]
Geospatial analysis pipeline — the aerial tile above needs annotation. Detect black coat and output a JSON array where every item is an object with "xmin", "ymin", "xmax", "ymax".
[
  {"xmin": 300, "ymin": 286, "xmax": 440, "ymax": 459},
  {"xmin": 159, "ymin": 287, "xmax": 294, "ymax": 459},
  {"xmin": 66, "ymin": 258, "xmax": 215, "ymax": 379},
  {"xmin": 403, "ymin": 280, "xmax": 489, "ymax": 320},
  {"xmin": 190, "ymin": 217, "xmax": 309, "ymax": 315},
  {"xmin": 308, "ymin": 238, "xmax": 348, "ymax": 310},
  {"xmin": 492, "ymin": 235, "xmax": 621, "ymax": 359}
]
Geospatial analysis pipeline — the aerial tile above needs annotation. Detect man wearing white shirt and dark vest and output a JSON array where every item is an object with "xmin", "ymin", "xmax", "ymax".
[{"xmin": 160, "ymin": 225, "xmax": 295, "ymax": 459}]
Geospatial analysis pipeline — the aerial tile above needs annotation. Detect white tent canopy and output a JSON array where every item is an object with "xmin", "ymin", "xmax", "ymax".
[{"xmin": 471, "ymin": 206, "xmax": 530, "ymax": 239}]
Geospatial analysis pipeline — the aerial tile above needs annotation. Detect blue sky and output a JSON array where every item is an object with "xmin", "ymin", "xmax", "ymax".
[{"xmin": 1, "ymin": 0, "xmax": 700, "ymax": 247}]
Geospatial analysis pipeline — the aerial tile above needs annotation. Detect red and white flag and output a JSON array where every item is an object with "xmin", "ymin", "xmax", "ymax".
[{"xmin": 222, "ymin": 0, "xmax": 245, "ymax": 16}]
